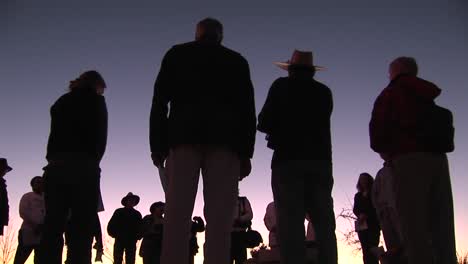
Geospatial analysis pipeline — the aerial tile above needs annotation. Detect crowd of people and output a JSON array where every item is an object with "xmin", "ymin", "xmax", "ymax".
[{"xmin": 0, "ymin": 16, "xmax": 458, "ymax": 264}]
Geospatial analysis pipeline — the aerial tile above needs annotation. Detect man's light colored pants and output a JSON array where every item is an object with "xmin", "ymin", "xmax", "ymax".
[
  {"xmin": 160, "ymin": 145, "xmax": 240, "ymax": 264},
  {"xmin": 392, "ymin": 152, "xmax": 457, "ymax": 264}
]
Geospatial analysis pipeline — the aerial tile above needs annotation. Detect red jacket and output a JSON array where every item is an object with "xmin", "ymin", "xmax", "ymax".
[{"xmin": 369, "ymin": 75, "xmax": 441, "ymax": 158}]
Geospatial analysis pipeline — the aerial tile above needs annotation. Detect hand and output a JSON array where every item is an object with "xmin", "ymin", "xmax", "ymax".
[
  {"xmin": 151, "ymin": 153, "xmax": 166, "ymax": 168},
  {"xmin": 239, "ymin": 158, "xmax": 252, "ymax": 181}
]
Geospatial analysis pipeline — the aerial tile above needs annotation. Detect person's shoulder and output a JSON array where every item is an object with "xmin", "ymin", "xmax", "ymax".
[
  {"xmin": 114, "ymin": 208, "xmax": 125, "ymax": 214},
  {"xmin": 142, "ymin": 215, "xmax": 152, "ymax": 221},
  {"xmin": 312, "ymin": 79, "xmax": 332, "ymax": 93},
  {"xmin": 220, "ymin": 45, "xmax": 248, "ymax": 63},
  {"xmin": 20, "ymin": 192, "xmax": 35, "ymax": 200},
  {"xmin": 52, "ymin": 93, "xmax": 72, "ymax": 108},
  {"xmin": 132, "ymin": 208, "xmax": 142, "ymax": 217}
]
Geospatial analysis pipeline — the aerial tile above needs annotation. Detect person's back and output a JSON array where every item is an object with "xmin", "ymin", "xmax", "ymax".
[
  {"xmin": 47, "ymin": 90, "xmax": 107, "ymax": 163},
  {"xmin": 151, "ymin": 18, "xmax": 256, "ymax": 264},
  {"xmin": 369, "ymin": 57, "xmax": 457, "ymax": 264},
  {"xmin": 39, "ymin": 71, "xmax": 107, "ymax": 264},
  {"xmin": 258, "ymin": 50, "xmax": 337, "ymax": 264},
  {"xmin": 150, "ymin": 40, "xmax": 255, "ymax": 158},
  {"xmin": 260, "ymin": 76, "xmax": 332, "ymax": 165}
]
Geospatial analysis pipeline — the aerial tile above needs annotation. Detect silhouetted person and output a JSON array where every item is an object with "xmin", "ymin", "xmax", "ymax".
[
  {"xmin": 149, "ymin": 17, "xmax": 256, "ymax": 264},
  {"xmin": 140, "ymin": 201, "xmax": 164, "ymax": 264},
  {"xmin": 38, "ymin": 71, "xmax": 107, "ymax": 264},
  {"xmin": 13, "ymin": 176, "xmax": 45, "ymax": 264},
  {"xmin": 258, "ymin": 50, "xmax": 338, "ymax": 264},
  {"xmin": 0, "ymin": 158, "xmax": 12, "ymax": 236},
  {"xmin": 107, "ymin": 192, "xmax": 142, "ymax": 264},
  {"xmin": 370, "ymin": 57, "xmax": 457, "ymax": 264},
  {"xmin": 353, "ymin": 173, "xmax": 380, "ymax": 264},
  {"xmin": 264, "ymin": 201, "xmax": 279, "ymax": 249},
  {"xmin": 231, "ymin": 194, "xmax": 253, "ymax": 264},
  {"xmin": 372, "ymin": 163, "xmax": 405, "ymax": 264},
  {"xmin": 189, "ymin": 216, "xmax": 205, "ymax": 264}
]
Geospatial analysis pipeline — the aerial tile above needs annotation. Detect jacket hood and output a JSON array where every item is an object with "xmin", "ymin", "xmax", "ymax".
[{"xmin": 393, "ymin": 75, "xmax": 441, "ymax": 101}]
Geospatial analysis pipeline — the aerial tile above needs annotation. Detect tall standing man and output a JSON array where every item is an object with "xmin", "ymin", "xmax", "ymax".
[
  {"xmin": 258, "ymin": 50, "xmax": 338, "ymax": 264},
  {"xmin": 370, "ymin": 57, "xmax": 457, "ymax": 264},
  {"xmin": 150, "ymin": 17, "xmax": 256, "ymax": 264}
]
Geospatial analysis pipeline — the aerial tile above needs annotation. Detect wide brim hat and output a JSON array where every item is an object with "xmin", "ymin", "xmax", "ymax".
[
  {"xmin": 121, "ymin": 192, "xmax": 140, "ymax": 206},
  {"xmin": 274, "ymin": 50, "xmax": 325, "ymax": 71},
  {"xmin": 0, "ymin": 158, "xmax": 12, "ymax": 172}
]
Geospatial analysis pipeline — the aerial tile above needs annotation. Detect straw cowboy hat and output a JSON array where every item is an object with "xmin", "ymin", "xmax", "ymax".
[
  {"xmin": 274, "ymin": 50, "xmax": 325, "ymax": 71},
  {"xmin": 0, "ymin": 158, "xmax": 12, "ymax": 172},
  {"xmin": 121, "ymin": 192, "xmax": 140, "ymax": 206}
]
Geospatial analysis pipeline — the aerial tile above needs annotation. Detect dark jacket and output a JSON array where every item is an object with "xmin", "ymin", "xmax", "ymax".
[
  {"xmin": 46, "ymin": 90, "xmax": 108, "ymax": 164},
  {"xmin": 107, "ymin": 208, "xmax": 142, "ymax": 242},
  {"xmin": 150, "ymin": 41, "xmax": 257, "ymax": 158},
  {"xmin": 353, "ymin": 192, "xmax": 380, "ymax": 231},
  {"xmin": 257, "ymin": 76, "xmax": 333, "ymax": 165},
  {"xmin": 369, "ymin": 75, "xmax": 441, "ymax": 158},
  {"xmin": 139, "ymin": 215, "xmax": 164, "ymax": 257},
  {"xmin": 0, "ymin": 178, "xmax": 8, "ymax": 233}
]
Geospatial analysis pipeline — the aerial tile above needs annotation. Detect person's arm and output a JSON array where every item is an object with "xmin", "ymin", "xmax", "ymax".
[
  {"xmin": 0, "ymin": 187, "xmax": 8, "ymax": 226},
  {"xmin": 239, "ymin": 197, "xmax": 254, "ymax": 222},
  {"xmin": 369, "ymin": 89, "xmax": 393, "ymax": 156},
  {"xmin": 95, "ymin": 96, "xmax": 108, "ymax": 162},
  {"xmin": 150, "ymin": 49, "xmax": 174, "ymax": 167},
  {"xmin": 107, "ymin": 210, "xmax": 119, "ymax": 238},
  {"xmin": 238, "ymin": 57, "xmax": 257, "ymax": 160},
  {"xmin": 19, "ymin": 194, "xmax": 37, "ymax": 226},
  {"xmin": 263, "ymin": 204, "xmax": 276, "ymax": 232},
  {"xmin": 353, "ymin": 193, "xmax": 362, "ymax": 217},
  {"xmin": 257, "ymin": 80, "xmax": 279, "ymax": 135}
]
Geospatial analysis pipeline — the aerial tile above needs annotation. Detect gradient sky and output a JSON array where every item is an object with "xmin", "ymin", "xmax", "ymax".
[{"xmin": 1, "ymin": 1, "xmax": 467, "ymax": 263}]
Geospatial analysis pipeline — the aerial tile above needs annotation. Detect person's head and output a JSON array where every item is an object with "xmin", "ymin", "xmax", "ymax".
[
  {"xmin": 30, "ymin": 176, "xmax": 43, "ymax": 194},
  {"xmin": 356, "ymin": 172, "xmax": 374, "ymax": 193},
  {"xmin": 389, "ymin": 56, "xmax": 418, "ymax": 80},
  {"xmin": 150, "ymin": 201, "xmax": 165, "ymax": 218},
  {"xmin": 195, "ymin": 18, "xmax": 223, "ymax": 44},
  {"xmin": 0, "ymin": 158, "xmax": 12, "ymax": 178},
  {"xmin": 121, "ymin": 192, "xmax": 140, "ymax": 208},
  {"xmin": 288, "ymin": 65, "xmax": 316, "ymax": 78},
  {"xmin": 69, "ymin": 70, "xmax": 107, "ymax": 95}
]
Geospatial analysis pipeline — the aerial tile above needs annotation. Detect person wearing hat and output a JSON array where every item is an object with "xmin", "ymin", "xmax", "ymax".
[
  {"xmin": 149, "ymin": 17, "xmax": 256, "ymax": 264},
  {"xmin": 258, "ymin": 50, "xmax": 338, "ymax": 264},
  {"xmin": 38, "ymin": 70, "xmax": 108, "ymax": 264},
  {"xmin": 0, "ymin": 158, "xmax": 12, "ymax": 236},
  {"xmin": 107, "ymin": 192, "xmax": 143, "ymax": 264},
  {"xmin": 139, "ymin": 201, "xmax": 165, "ymax": 264}
]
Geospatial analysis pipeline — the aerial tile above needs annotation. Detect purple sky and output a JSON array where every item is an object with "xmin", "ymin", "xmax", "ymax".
[{"xmin": 2, "ymin": 1, "xmax": 467, "ymax": 263}]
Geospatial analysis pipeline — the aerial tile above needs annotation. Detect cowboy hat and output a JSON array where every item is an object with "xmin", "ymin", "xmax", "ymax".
[
  {"xmin": 121, "ymin": 192, "xmax": 140, "ymax": 206},
  {"xmin": 0, "ymin": 158, "xmax": 12, "ymax": 172},
  {"xmin": 274, "ymin": 50, "xmax": 325, "ymax": 71}
]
